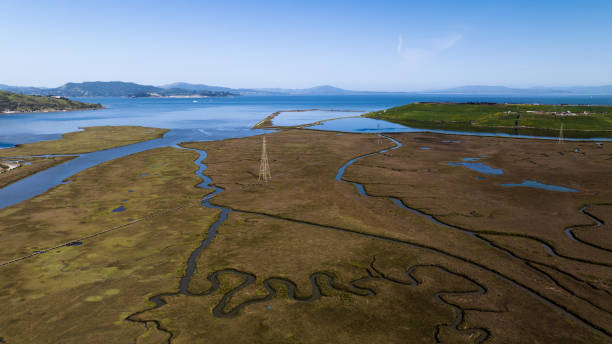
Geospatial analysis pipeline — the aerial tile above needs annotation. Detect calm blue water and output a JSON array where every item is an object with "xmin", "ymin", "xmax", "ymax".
[
  {"xmin": 112, "ymin": 205, "xmax": 126, "ymax": 213},
  {"xmin": 2, "ymin": 94, "xmax": 612, "ymax": 145},
  {"xmin": 310, "ymin": 117, "xmax": 415, "ymax": 133},
  {"xmin": 1, "ymin": 95, "xmax": 412, "ymax": 145},
  {"xmin": 0, "ymin": 94, "xmax": 609, "ymax": 209},
  {"xmin": 501, "ymin": 180, "xmax": 578, "ymax": 192},
  {"xmin": 447, "ymin": 157, "xmax": 504, "ymax": 175},
  {"xmin": 273, "ymin": 110, "xmax": 360, "ymax": 126}
]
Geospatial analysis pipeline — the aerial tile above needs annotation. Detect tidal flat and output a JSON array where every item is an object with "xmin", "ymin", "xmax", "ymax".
[{"xmin": 0, "ymin": 127, "xmax": 610, "ymax": 343}]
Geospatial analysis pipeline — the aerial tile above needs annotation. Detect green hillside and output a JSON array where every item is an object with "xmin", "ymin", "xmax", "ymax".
[
  {"xmin": 0, "ymin": 91, "xmax": 102, "ymax": 113},
  {"xmin": 366, "ymin": 102, "xmax": 612, "ymax": 138}
]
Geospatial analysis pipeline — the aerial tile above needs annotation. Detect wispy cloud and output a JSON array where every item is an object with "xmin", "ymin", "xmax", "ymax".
[
  {"xmin": 396, "ymin": 35, "xmax": 403, "ymax": 53},
  {"xmin": 396, "ymin": 33, "xmax": 462, "ymax": 63}
]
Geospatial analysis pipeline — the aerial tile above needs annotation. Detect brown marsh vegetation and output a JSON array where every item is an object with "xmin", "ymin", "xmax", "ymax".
[{"xmin": 1, "ymin": 128, "xmax": 610, "ymax": 343}]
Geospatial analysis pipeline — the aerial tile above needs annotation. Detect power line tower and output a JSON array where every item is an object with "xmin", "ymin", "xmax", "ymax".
[
  {"xmin": 557, "ymin": 122, "xmax": 564, "ymax": 144},
  {"xmin": 258, "ymin": 135, "xmax": 271, "ymax": 182}
]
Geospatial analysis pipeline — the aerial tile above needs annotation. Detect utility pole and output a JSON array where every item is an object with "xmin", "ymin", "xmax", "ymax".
[
  {"xmin": 258, "ymin": 135, "xmax": 271, "ymax": 182},
  {"xmin": 377, "ymin": 123, "xmax": 382, "ymax": 144},
  {"xmin": 557, "ymin": 122, "xmax": 564, "ymax": 144}
]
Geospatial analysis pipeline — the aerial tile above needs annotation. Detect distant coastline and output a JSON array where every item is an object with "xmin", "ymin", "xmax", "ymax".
[
  {"xmin": 3, "ymin": 81, "xmax": 612, "ymax": 97},
  {"xmin": 130, "ymin": 93, "xmax": 238, "ymax": 99}
]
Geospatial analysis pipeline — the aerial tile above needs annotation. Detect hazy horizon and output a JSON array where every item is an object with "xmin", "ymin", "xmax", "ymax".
[
  {"xmin": 3, "ymin": 81, "xmax": 612, "ymax": 94},
  {"xmin": 2, "ymin": 1, "xmax": 611, "ymax": 91}
]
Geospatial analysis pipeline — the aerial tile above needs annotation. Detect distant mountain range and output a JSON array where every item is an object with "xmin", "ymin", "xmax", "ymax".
[
  {"xmin": 161, "ymin": 83, "xmax": 377, "ymax": 95},
  {"xmin": 0, "ymin": 82, "xmax": 382, "ymax": 97},
  {"xmin": 0, "ymin": 82, "xmax": 236, "ymax": 98},
  {"xmin": 1, "ymin": 82, "xmax": 612, "ymax": 97}
]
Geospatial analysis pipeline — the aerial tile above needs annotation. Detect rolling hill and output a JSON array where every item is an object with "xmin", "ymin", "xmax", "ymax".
[{"xmin": 1, "ymin": 91, "xmax": 103, "ymax": 113}]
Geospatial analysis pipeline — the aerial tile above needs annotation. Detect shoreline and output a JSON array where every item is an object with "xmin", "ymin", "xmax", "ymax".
[
  {"xmin": 1, "ymin": 106, "xmax": 103, "ymax": 115},
  {"xmin": 252, "ymin": 109, "xmax": 612, "ymax": 141}
]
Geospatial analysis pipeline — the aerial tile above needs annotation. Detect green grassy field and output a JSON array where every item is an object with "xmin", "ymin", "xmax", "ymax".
[{"xmin": 366, "ymin": 102, "xmax": 612, "ymax": 138}]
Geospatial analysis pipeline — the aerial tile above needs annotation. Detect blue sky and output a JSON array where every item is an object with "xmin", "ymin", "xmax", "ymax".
[{"xmin": 1, "ymin": 0, "xmax": 611, "ymax": 90}]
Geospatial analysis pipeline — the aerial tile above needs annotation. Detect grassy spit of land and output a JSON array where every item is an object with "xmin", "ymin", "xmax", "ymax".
[
  {"xmin": 0, "ymin": 128, "xmax": 611, "ymax": 343},
  {"xmin": 366, "ymin": 102, "xmax": 612, "ymax": 138},
  {"xmin": 0, "ymin": 126, "xmax": 168, "ymax": 157},
  {"xmin": 0, "ymin": 126, "xmax": 169, "ymax": 189},
  {"xmin": 0, "ymin": 90, "xmax": 103, "ymax": 113},
  {"xmin": 252, "ymin": 109, "xmax": 362, "ymax": 129}
]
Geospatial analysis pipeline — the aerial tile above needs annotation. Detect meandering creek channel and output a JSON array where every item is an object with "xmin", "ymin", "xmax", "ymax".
[
  {"xmin": 1, "ymin": 126, "xmax": 611, "ymax": 342},
  {"xmin": 122, "ymin": 134, "xmax": 611, "ymax": 343}
]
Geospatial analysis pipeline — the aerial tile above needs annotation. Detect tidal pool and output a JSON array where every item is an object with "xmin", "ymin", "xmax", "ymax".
[
  {"xmin": 112, "ymin": 205, "xmax": 126, "ymax": 212},
  {"xmin": 272, "ymin": 110, "xmax": 361, "ymax": 126},
  {"xmin": 501, "ymin": 180, "xmax": 578, "ymax": 192},
  {"xmin": 447, "ymin": 157, "xmax": 504, "ymax": 175}
]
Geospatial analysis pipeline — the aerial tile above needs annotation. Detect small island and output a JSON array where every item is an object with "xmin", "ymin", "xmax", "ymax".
[
  {"xmin": 0, "ymin": 91, "xmax": 103, "ymax": 114},
  {"xmin": 366, "ymin": 102, "xmax": 612, "ymax": 138}
]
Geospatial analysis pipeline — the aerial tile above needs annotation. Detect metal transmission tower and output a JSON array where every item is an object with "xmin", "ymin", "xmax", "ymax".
[
  {"xmin": 258, "ymin": 135, "xmax": 272, "ymax": 182},
  {"xmin": 557, "ymin": 122, "xmax": 564, "ymax": 144}
]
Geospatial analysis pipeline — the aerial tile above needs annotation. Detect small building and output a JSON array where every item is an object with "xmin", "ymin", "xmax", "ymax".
[{"xmin": 557, "ymin": 111, "xmax": 577, "ymax": 117}]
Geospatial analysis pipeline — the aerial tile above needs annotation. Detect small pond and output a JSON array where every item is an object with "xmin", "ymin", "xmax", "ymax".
[
  {"xmin": 112, "ymin": 205, "xmax": 127, "ymax": 212},
  {"xmin": 446, "ymin": 157, "xmax": 504, "ymax": 175},
  {"xmin": 500, "ymin": 180, "xmax": 578, "ymax": 192}
]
